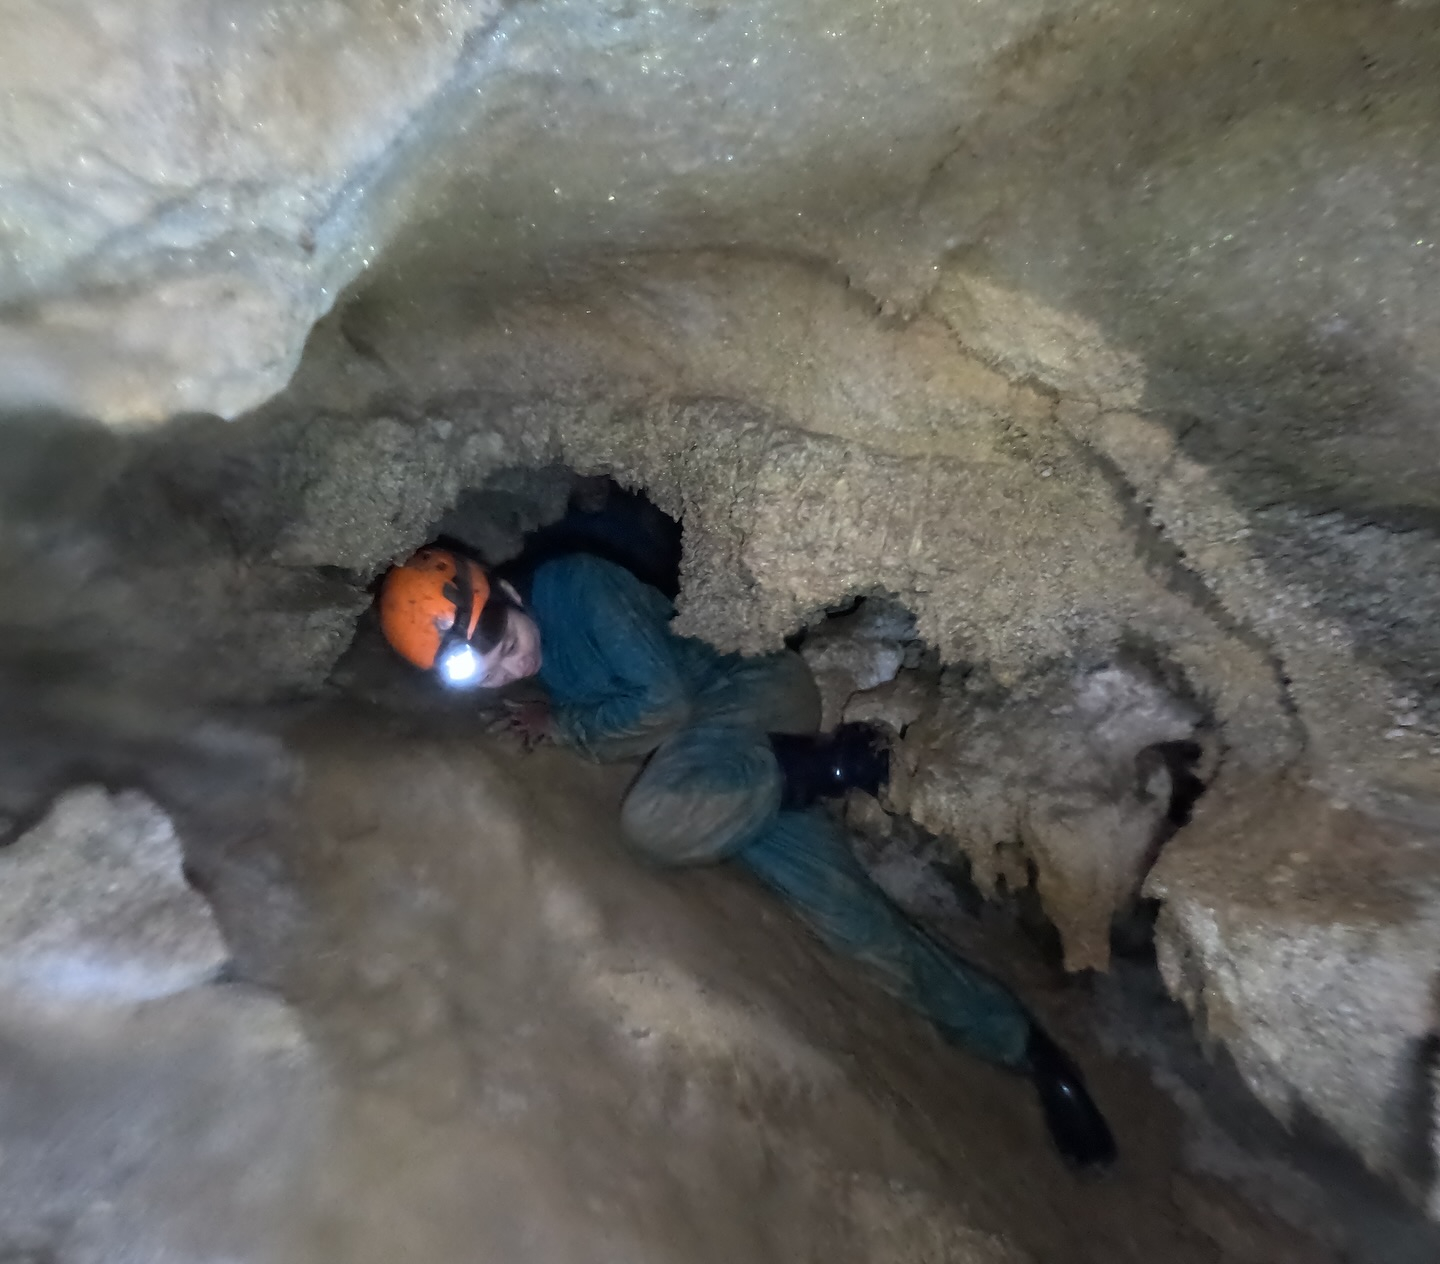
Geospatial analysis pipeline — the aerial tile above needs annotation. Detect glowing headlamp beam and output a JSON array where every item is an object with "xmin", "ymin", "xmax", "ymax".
[{"xmin": 437, "ymin": 643, "xmax": 484, "ymax": 687}]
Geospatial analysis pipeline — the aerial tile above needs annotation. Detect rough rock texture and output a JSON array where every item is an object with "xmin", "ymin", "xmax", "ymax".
[
  {"xmin": 0, "ymin": 774, "xmax": 322, "ymax": 1264},
  {"xmin": 0, "ymin": 0, "xmax": 506, "ymax": 422},
  {"xmin": 3, "ymin": 0, "xmax": 1440, "ymax": 1234},
  {"xmin": 1073, "ymin": 406, "xmax": 1440, "ymax": 808},
  {"xmin": 905, "ymin": 663, "xmax": 1204, "ymax": 972},
  {"xmin": 854, "ymin": 794, "xmax": 1440, "ymax": 1264},
  {"xmin": 311, "ymin": 248, "xmax": 1439, "ymax": 1202},
  {"xmin": 6, "ymin": 0, "xmax": 1438, "ymax": 449},
  {"xmin": 0, "ymin": 786, "xmax": 227, "ymax": 1009},
  {"xmin": 798, "ymin": 598, "xmax": 924, "ymax": 729},
  {"xmin": 2, "ymin": 237, "xmax": 1434, "ymax": 1212},
  {"xmin": 204, "ymin": 707, "xmax": 1334, "ymax": 1264},
  {"xmin": 0, "ymin": 987, "xmax": 323, "ymax": 1264},
  {"xmin": 310, "ymin": 254, "xmax": 1300, "ymax": 765},
  {"xmin": 1147, "ymin": 776, "xmax": 1440, "ymax": 1213}
]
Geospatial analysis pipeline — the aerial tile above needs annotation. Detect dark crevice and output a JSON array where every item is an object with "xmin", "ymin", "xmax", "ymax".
[
  {"xmin": 500, "ymin": 475, "xmax": 683, "ymax": 600},
  {"xmin": 1110, "ymin": 732, "xmax": 1215, "ymax": 962},
  {"xmin": 434, "ymin": 468, "xmax": 684, "ymax": 598},
  {"xmin": 1395, "ymin": 1032, "xmax": 1440, "ymax": 1193},
  {"xmin": 1112, "ymin": 736, "xmax": 1213, "ymax": 964}
]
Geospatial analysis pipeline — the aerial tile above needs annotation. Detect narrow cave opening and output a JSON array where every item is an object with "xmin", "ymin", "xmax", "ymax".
[
  {"xmin": 326, "ymin": 467, "xmax": 683, "ymax": 713},
  {"xmin": 440, "ymin": 469, "xmax": 684, "ymax": 602},
  {"xmin": 321, "ymin": 460, "xmax": 1226, "ymax": 1086}
]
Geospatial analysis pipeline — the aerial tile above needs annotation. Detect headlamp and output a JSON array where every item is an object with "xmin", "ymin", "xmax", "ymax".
[
  {"xmin": 437, "ymin": 641, "xmax": 484, "ymax": 688},
  {"xmin": 433, "ymin": 555, "xmax": 488, "ymax": 689}
]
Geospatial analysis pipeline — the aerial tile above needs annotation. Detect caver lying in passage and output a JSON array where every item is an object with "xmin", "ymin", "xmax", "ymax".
[{"xmin": 378, "ymin": 545, "xmax": 1116, "ymax": 1170}]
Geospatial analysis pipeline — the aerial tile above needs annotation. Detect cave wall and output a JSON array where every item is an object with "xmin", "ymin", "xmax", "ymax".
[
  {"xmin": 2, "ymin": 0, "xmax": 1439, "ymax": 1228},
  {"xmin": 5, "ymin": 242, "xmax": 1438, "ymax": 1215}
]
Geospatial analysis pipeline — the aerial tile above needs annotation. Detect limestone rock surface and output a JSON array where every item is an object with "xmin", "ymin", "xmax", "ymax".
[
  {"xmin": 799, "ymin": 598, "xmax": 923, "ymax": 729},
  {"xmin": 2, "ymin": 0, "xmax": 1440, "ymax": 1230},
  {"xmin": 905, "ymin": 663, "xmax": 1203, "ymax": 972},
  {"xmin": 0, "ymin": 0, "xmax": 505, "ymax": 423},
  {"xmin": 0, "ymin": 775, "xmax": 324, "ymax": 1264},
  {"xmin": 0, "ymin": 987, "xmax": 324, "ymax": 1264},
  {"xmin": 1147, "ymin": 776, "xmax": 1440, "ymax": 1214},
  {"xmin": 4, "ymin": 0, "xmax": 1435, "ymax": 455},
  {"xmin": 0, "ymin": 786, "xmax": 227, "ymax": 1009}
]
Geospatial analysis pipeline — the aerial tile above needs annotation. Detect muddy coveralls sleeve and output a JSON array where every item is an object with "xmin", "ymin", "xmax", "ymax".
[{"xmin": 529, "ymin": 555, "xmax": 692, "ymax": 759}]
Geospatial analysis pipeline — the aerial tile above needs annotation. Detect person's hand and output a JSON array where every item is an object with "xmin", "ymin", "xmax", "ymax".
[{"xmin": 504, "ymin": 698, "xmax": 553, "ymax": 749}]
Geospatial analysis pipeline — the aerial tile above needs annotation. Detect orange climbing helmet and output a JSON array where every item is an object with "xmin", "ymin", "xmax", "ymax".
[{"xmin": 378, "ymin": 547, "xmax": 493, "ymax": 682}]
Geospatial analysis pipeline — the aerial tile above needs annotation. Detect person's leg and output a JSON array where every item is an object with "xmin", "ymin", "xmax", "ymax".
[
  {"xmin": 620, "ymin": 719, "xmax": 1023, "ymax": 1058},
  {"xmin": 619, "ymin": 649, "xmax": 1113, "ymax": 1163},
  {"xmin": 734, "ymin": 808, "xmax": 1033, "ymax": 1067},
  {"xmin": 619, "ymin": 723, "xmax": 783, "ymax": 866},
  {"xmin": 617, "ymin": 650, "xmax": 821, "ymax": 863},
  {"xmin": 734, "ymin": 808, "xmax": 1117, "ymax": 1167}
]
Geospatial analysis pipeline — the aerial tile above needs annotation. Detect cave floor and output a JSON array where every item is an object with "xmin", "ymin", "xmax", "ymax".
[{"xmin": 125, "ymin": 698, "xmax": 1342, "ymax": 1264}]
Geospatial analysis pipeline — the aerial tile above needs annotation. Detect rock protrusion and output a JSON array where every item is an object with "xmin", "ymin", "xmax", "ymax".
[
  {"xmin": 1147, "ymin": 775, "xmax": 1440, "ymax": 1218},
  {"xmin": 0, "ymin": 786, "xmax": 229, "ymax": 1010},
  {"xmin": 905, "ymin": 663, "xmax": 1207, "ymax": 972}
]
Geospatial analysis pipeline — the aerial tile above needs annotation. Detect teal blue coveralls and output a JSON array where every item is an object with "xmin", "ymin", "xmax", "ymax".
[{"xmin": 529, "ymin": 554, "xmax": 1032, "ymax": 1067}]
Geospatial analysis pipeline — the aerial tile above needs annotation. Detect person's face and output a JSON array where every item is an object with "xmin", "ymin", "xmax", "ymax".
[{"xmin": 477, "ymin": 603, "xmax": 542, "ymax": 688}]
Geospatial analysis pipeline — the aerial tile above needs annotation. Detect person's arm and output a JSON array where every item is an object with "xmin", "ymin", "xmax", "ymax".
[{"xmin": 531, "ymin": 556, "xmax": 691, "ymax": 759}]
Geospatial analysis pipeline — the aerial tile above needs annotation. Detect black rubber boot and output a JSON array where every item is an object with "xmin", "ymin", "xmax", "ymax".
[
  {"xmin": 1026, "ymin": 1025, "xmax": 1118, "ymax": 1171},
  {"xmin": 769, "ymin": 724, "xmax": 890, "ymax": 810}
]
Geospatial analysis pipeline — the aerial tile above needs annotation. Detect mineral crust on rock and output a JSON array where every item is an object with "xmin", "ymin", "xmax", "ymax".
[
  {"xmin": 0, "ymin": 786, "xmax": 228, "ymax": 1009},
  {"xmin": 1147, "ymin": 776, "xmax": 1440, "ymax": 1214},
  {"xmin": 905, "ymin": 663, "xmax": 1204, "ymax": 972}
]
